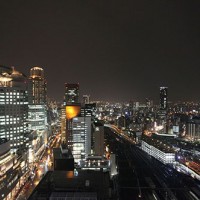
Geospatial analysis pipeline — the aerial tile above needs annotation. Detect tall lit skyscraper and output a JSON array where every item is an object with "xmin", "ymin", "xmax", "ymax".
[
  {"xmin": 63, "ymin": 83, "xmax": 93, "ymax": 162},
  {"xmin": 160, "ymin": 87, "xmax": 168, "ymax": 110},
  {"xmin": 28, "ymin": 67, "xmax": 47, "ymax": 132},
  {"xmin": 64, "ymin": 83, "xmax": 79, "ymax": 105},
  {"xmin": 158, "ymin": 87, "xmax": 168, "ymax": 133},
  {"xmin": 64, "ymin": 105, "xmax": 94, "ymax": 162},
  {"xmin": 29, "ymin": 67, "xmax": 47, "ymax": 104},
  {"xmin": 27, "ymin": 66, "xmax": 48, "ymax": 164},
  {"xmin": 62, "ymin": 83, "xmax": 80, "ymax": 142},
  {"xmin": 0, "ymin": 66, "xmax": 29, "ymax": 151},
  {"xmin": 65, "ymin": 104, "xmax": 81, "ymax": 147},
  {"xmin": 61, "ymin": 106, "xmax": 66, "ymax": 142},
  {"xmin": 70, "ymin": 116, "xmax": 91, "ymax": 161}
]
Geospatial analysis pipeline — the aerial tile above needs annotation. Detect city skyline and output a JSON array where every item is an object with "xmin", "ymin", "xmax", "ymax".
[
  {"xmin": 1, "ymin": 65, "xmax": 200, "ymax": 199},
  {"xmin": 0, "ymin": 1, "xmax": 200, "ymax": 102}
]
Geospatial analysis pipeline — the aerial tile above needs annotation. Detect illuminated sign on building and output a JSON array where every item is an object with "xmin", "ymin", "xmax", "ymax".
[{"xmin": 66, "ymin": 105, "xmax": 80, "ymax": 119}]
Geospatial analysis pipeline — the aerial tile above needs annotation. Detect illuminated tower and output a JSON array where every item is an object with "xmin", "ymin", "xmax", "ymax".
[
  {"xmin": 65, "ymin": 105, "xmax": 93, "ymax": 162},
  {"xmin": 29, "ymin": 67, "xmax": 47, "ymax": 104},
  {"xmin": 61, "ymin": 106, "xmax": 66, "ymax": 141},
  {"xmin": 65, "ymin": 104, "xmax": 81, "ymax": 151},
  {"xmin": 62, "ymin": 83, "xmax": 79, "ymax": 142},
  {"xmin": 27, "ymin": 66, "xmax": 48, "ymax": 164},
  {"xmin": 160, "ymin": 87, "xmax": 168, "ymax": 111},
  {"xmin": 158, "ymin": 87, "xmax": 168, "ymax": 133},
  {"xmin": 28, "ymin": 67, "xmax": 47, "ymax": 132},
  {"xmin": 64, "ymin": 83, "xmax": 79, "ymax": 105},
  {"xmin": 64, "ymin": 83, "xmax": 80, "ymax": 143},
  {"xmin": 63, "ymin": 83, "xmax": 92, "ymax": 162},
  {"xmin": 0, "ymin": 65, "xmax": 28, "ymax": 151}
]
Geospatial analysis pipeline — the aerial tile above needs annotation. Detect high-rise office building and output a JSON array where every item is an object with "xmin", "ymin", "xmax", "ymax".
[
  {"xmin": 64, "ymin": 83, "xmax": 79, "ymax": 105},
  {"xmin": 81, "ymin": 103, "xmax": 96, "ymax": 118},
  {"xmin": 29, "ymin": 67, "xmax": 47, "ymax": 104},
  {"xmin": 65, "ymin": 104, "xmax": 81, "ymax": 143},
  {"xmin": 70, "ymin": 116, "xmax": 91, "ymax": 161},
  {"xmin": 65, "ymin": 104, "xmax": 95, "ymax": 162},
  {"xmin": 0, "ymin": 66, "xmax": 29, "ymax": 151},
  {"xmin": 93, "ymin": 121, "xmax": 104, "ymax": 156},
  {"xmin": 64, "ymin": 83, "xmax": 80, "ymax": 144},
  {"xmin": 28, "ymin": 67, "xmax": 47, "ymax": 132},
  {"xmin": 27, "ymin": 66, "xmax": 48, "ymax": 162},
  {"xmin": 160, "ymin": 87, "xmax": 168, "ymax": 110},
  {"xmin": 63, "ymin": 84, "xmax": 94, "ymax": 162},
  {"xmin": 27, "ymin": 105, "xmax": 47, "ymax": 131},
  {"xmin": 158, "ymin": 87, "xmax": 168, "ymax": 131},
  {"xmin": 61, "ymin": 106, "xmax": 66, "ymax": 141}
]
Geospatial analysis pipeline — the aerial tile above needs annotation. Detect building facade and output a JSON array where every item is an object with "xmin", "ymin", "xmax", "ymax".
[
  {"xmin": 0, "ymin": 138, "xmax": 29, "ymax": 200},
  {"xmin": 27, "ymin": 66, "xmax": 48, "ymax": 166},
  {"xmin": 64, "ymin": 83, "xmax": 79, "ymax": 105},
  {"xmin": 61, "ymin": 106, "xmax": 66, "ymax": 142},
  {"xmin": 93, "ymin": 122, "xmax": 104, "ymax": 156},
  {"xmin": 28, "ymin": 67, "xmax": 47, "ymax": 104},
  {"xmin": 160, "ymin": 87, "xmax": 168, "ymax": 111},
  {"xmin": 0, "ymin": 66, "xmax": 29, "ymax": 151},
  {"xmin": 141, "ymin": 140, "xmax": 175, "ymax": 164},
  {"xmin": 69, "ymin": 116, "xmax": 91, "ymax": 162},
  {"xmin": 0, "ymin": 139, "xmax": 18, "ymax": 200},
  {"xmin": 27, "ymin": 66, "xmax": 47, "ymax": 131}
]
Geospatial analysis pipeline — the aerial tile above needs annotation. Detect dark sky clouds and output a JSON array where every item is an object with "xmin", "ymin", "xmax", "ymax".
[{"xmin": 0, "ymin": 0, "xmax": 200, "ymax": 102}]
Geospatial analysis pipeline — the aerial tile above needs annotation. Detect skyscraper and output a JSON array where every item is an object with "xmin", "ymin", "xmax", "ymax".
[
  {"xmin": 93, "ymin": 121, "xmax": 104, "ymax": 156},
  {"xmin": 158, "ymin": 87, "xmax": 168, "ymax": 132},
  {"xmin": 0, "ymin": 65, "xmax": 28, "ymax": 151},
  {"xmin": 63, "ymin": 83, "xmax": 80, "ymax": 144},
  {"xmin": 64, "ymin": 83, "xmax": 79, "ymax": 105},
  {"xmin": 29, "ymin": 67, "xmax": 47, "ymax": 104},
  {"xmin": 61, "ymin": 106, "xmax": 66, "ymax": 142},
  {"xmin": 70, "ymin": 116, "xmax": 91, "ymax": 161},
  {"xmin": 27, "ymin": 66, "xmax": 48, "ymax": 164},
  {"xmin": 28, "ymin": 66, "xmax": 47, "ymax": 132},
  {"xmin": 63, "ymin": 83, "xmax": 94, "ymax": 162},
  {"xmin": 160, "ymin": 87, "xmax": 168, "ymax": 111}
]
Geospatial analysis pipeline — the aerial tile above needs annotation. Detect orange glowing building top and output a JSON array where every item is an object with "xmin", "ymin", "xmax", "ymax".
[{"xmin": 66, "ymin": 105, "xmax": 80, "ymax": 119}]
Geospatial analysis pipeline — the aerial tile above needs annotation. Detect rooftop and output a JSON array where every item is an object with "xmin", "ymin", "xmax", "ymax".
[{"xmin": 28, "ymin": 170, "xmax": 111, "ymax": 200}]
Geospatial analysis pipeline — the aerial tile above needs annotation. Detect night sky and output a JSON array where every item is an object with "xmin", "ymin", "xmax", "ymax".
[{"xmin": 0, "ymin": 0, "xmax": 200, "ymax": 103}]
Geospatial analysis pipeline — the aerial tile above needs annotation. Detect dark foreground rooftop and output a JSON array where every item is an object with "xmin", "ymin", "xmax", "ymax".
[{"xmin": 28, "ymin": 170, "xmax": 117, "ymax": 200}]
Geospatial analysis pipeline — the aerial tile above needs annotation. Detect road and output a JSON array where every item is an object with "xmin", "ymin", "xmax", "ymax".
[{"xmin": 15, "ymin": 134, "xmax": 61, "ymax": 200}]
